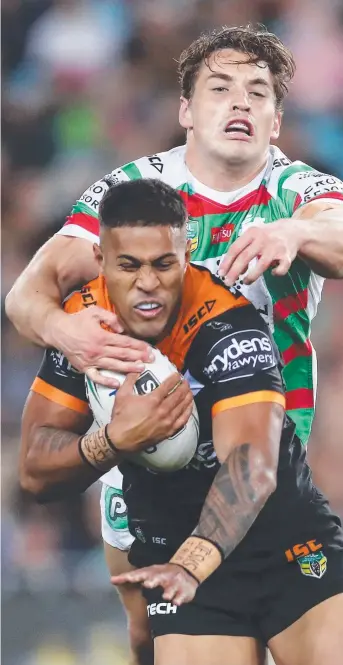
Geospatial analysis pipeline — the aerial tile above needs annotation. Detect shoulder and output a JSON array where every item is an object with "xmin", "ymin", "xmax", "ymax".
[
  {"xmin": 180, "ymin": 265, "xmax": 249, "ymax": 336},
  {"xmin": 265, "ymin": 147, "xmax": 343, "ymax": 213},
  {"xmin": 112, "ymin": 145, "xmax": 187, "ymax": 188},
  {"xmin": 63, "ymin": 277, "xmax": 110, "ymax": 314}
]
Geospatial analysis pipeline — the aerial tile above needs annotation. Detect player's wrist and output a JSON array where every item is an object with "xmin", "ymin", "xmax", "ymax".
[
  {"xmin": 43, "ymin": 308, "xmax": 70, "ymax": 349},
  {"xmin": 78, "ymin": 425, "xmax": 122, "ymax": 471},
  {"xmin": 169, "ymin": 535, "xmax": 224, "ymax": 584}
]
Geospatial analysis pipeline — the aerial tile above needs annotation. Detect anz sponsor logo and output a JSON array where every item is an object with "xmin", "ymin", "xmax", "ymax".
[
  {"xmin": 147, "ymin": 603, "xmax": 177, "ymax": 616},
  {"xmin": 204, "ymin": 329, "xmax": 275, "ymax": 382}
]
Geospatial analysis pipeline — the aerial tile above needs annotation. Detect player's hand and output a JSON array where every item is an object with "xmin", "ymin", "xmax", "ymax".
[
  {"xmin": 219, "ymin": 220, "xmax": 301, "ymax": 286},
  {"xmin": 49, "ymin": 306, "xmax": 154, "ymax": 387},
  {"xmin": 111, "ymin": 563, "xmax": 198, "ymax": 605},
  {"xmin": 107, "ymin": 372, "xmax": 194, "ymax": 453}
]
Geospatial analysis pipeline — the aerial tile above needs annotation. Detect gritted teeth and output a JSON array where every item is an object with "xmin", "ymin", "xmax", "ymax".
[
  {"xmin": 225, "ymin": 120, "xmax": 252, "ymax": 135},
  {"xmin": 135, "ymin": 302, "xmax": 161, "ymax": 311}
]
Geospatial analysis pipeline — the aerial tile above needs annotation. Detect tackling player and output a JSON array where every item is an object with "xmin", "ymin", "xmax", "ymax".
[
  {"xmin": 6, "ymin": 25, "xmax": 343, "ymax": 447},
  {"xmin": 21, "ymin": 180, "xmax": 343, "ymax": 665}
]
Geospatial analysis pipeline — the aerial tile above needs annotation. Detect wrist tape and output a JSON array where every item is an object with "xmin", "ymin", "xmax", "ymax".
[
  {"xmin": 79, "ymin": 425, "xmax": 119, "ymax": 471},
  {"xmin": 170, "ymin": 535, "xmax": 224, "ymax": 584}
]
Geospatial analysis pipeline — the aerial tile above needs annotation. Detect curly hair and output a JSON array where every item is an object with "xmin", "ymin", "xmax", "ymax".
[{"xmin": 178, "ymin": 25, "xmax": 296, "ymax": 110}]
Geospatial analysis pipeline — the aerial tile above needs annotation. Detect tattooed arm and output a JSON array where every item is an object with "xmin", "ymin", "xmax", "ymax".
[
  {"xmin": 170, "ymin": 400, "xmax": 283, "ymax": 581},
  {"xmin": 20, "ymin": 392, "xmax": 111, "ymax": 501},
  {"xmin": 20, "ymin": 373, "xmax": 193, "ymax": 502}
]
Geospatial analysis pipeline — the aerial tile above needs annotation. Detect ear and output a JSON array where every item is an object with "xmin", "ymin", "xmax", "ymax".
[
  {"xmin": 93, "ymin": 243, "xmax": 104, "ymax": 273},
  {"xmin": 179, "ymin": 96, "xmax": 193, "ymax": 130},
  {"xmin": 270, "ymin": 111, "xmax": 282, "ymax": 141}
]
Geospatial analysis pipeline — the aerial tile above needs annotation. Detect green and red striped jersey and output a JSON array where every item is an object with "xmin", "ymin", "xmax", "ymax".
[{"xmin": 58, "ymin": 144, "xmax": 343, "ymax": 445}]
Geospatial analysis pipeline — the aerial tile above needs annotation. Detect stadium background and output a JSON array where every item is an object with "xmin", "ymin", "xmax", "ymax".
[{"xmin": 2, "ymin": 0, "xmax": 343, "ymax": 663}]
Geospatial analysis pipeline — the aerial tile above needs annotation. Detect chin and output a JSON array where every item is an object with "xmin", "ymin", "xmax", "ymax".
[{"xmin": 131, "ymin": 322, "xmax": 167, "ymax": 343}]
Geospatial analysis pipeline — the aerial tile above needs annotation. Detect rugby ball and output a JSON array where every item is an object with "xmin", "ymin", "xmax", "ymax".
[{"xmin": 85, "ymin": 348, "xmax": 199, "ymax": 472}]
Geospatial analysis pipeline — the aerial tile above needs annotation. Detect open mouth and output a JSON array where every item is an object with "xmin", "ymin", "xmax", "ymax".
[
  {"xmin": 134, "ymin": 302, "xmax": 163, "ymax": 319},
  {"xmin": 224, "ymin": 119, "xmax": 253, "ymax": 138}
]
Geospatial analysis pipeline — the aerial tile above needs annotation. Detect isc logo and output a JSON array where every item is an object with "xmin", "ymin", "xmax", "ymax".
[{"xmin": 183, "ymin": 300, "xmax": 216, "ymax": 334}]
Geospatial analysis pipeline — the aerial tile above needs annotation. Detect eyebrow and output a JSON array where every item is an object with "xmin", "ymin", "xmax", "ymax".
[
  {"xmin": 117, "ymin": 253, "xmax": 177, "ymax": 263},
  {"xmin": 207, "ymin": 72, "xmax": 271, "ymax": 87}
]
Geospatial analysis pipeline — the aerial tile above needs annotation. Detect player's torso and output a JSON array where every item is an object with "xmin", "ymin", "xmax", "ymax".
[
  {"xmin": 115, "ymin": 145, "xmax": 324, "ymax": 444},
  {"xmin": 119, "ymin": 265, "xmax": 299, "ymax": 550}
]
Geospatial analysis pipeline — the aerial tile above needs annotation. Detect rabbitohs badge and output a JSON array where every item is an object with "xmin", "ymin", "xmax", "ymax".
[{"xmin": 186, "ymin": 218, "xmax": 199, "ymax": 252}]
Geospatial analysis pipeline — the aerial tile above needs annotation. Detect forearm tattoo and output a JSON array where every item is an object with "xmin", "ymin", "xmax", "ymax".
[{"xmin": 193, "ymin": 443, "xmax": 270, "ymax": 558}]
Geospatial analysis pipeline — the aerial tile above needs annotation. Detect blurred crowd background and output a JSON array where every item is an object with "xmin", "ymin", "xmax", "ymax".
[{"xmin": 2, "ymin": 0, "xmax": 343, "ymax": 663}]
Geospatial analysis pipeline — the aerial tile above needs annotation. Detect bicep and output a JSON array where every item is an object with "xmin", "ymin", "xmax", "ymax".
[
  {"xmin": 292, "ymin": 199, "xmax": 343, "ymax": 220},
  {"xmin": 212, "ymin": 401, "xmax": 284, "ymax": 467}
]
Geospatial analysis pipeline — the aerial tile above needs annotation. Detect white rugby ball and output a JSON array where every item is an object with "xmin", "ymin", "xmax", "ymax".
[{"xmin": 85, "ymin": 348, "xmax": 199, "ymax": 472}]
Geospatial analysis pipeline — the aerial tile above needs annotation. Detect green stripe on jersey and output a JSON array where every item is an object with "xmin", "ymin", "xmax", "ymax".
[
  {"xmin": 282, "ymin": 357, "xmax": 314, "ymax": 393},
  {"xmin": 72, "ymin": 200, "xmax": 98, "ymax": 219},
  {"xmin": 122, "ymin": 162, "xmax": 142, "ymax": 180}
]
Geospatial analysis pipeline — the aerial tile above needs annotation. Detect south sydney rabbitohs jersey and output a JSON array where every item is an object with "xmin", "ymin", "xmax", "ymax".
[
  {"xmin": 31, "ymin": 264, "xmax": 289, "ymax": 547},
  {"xmin": 58, "ymin": 145, "xmax": 343, "ymax": 444}
]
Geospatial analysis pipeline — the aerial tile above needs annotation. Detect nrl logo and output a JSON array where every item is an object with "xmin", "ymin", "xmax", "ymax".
[
  {"xmin": 297, "ymin": 552, "xmax": 327, "ymax": 579},
  {"xmin": 186, "ymin": 218, "xmax": 199, "ymax": 253}
]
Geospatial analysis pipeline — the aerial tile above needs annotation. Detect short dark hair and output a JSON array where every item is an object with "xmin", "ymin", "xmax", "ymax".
[
  {"xmin": 99, "ymin": 179, "xmax": 187, "ymax": 230},
  {"xmin": 178, "ymin": 25, "xmax": 295, "ymax": 110}
]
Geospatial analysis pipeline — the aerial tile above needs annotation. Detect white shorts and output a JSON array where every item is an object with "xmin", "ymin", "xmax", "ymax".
[{"xmin": 100, "ymin": 466, "xmax": 134, "ymax": 550}]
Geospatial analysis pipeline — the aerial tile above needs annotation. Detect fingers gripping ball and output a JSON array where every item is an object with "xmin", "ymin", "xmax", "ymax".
[{"xmin": 86, "ymin": 349, "xmax": 199, "ymax": 472}]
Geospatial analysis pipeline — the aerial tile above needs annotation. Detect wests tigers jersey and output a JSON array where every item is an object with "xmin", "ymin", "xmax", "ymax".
[{"xmin": 31, "ymin": 264, "xmax": 288, "ymax": 544}]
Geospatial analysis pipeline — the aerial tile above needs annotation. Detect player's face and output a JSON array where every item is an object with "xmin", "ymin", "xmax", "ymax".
[
  {"xmin": 180, "ymin": 49, "xmax": 281, "ymax": 169},
  {"xmin": 95, "ymin": 225, "xmax": 189, "ymax": 342}
]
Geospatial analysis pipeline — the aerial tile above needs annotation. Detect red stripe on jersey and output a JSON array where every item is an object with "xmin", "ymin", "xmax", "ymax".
[
  {"xmin": 282, "ymin": 339, "xmax": 312, "ymax": 365},
  {"xmin": 273, "ymin": 289, "xmax": 308, "ymax": 321},
  {"xmin": 64, "ymin": 212, "xmax": 100, "ymax": 236},
  {"xmin": 286, "ymin": 388, "xmax": 314, "ymax": 411},
  {"xmin": 179, "ymin": 185, "xmax": 271, "ymax": 217},
  {"xmin": 309, "ymin": 192, "xmax": 343, "ymax": 203},
  {"xmin": 293, "ymin": 193, "xmax": 302, "ymax": 211}
]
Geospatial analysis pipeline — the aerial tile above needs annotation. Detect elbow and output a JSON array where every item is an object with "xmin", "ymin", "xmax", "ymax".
[
  {"xmin": 250, "ymin": 450, "xmax": 278, "ymax": 502},
  {"xmin": 19, "ymin": 469, "xmax": 50, "ymax": 504},
  {"xmin": 20, "ymin": 452, "xmax": 55, "ymax": 504},
  {"xmin": 5, "ymin": 287, "xmax": 19, "ymax": 327}
]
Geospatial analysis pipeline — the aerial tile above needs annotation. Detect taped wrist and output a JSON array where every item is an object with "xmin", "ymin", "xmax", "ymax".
[
  {"xmin": 79, "ymin": 425, "xmax": 120, "ymax": 471},
  {"xmin": 169, "ymin": 536, "xmax": 224, "ymax": 584}
]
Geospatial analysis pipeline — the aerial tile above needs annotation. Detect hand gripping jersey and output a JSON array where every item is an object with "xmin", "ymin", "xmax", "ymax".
[{"xmin": 58, "ymin": 145, "xmax": 343, "ymax": 445}]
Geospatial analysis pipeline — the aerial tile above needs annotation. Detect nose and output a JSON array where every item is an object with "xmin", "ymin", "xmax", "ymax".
[
  {"xmin": 230, "ymin": 90, "xmax": 251, "ymax": 113},
  {"xmin": 136, "ymin": 266, "xmax": 160, "ymax": 292}
]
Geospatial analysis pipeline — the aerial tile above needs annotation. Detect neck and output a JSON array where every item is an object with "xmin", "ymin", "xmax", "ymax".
[{"xmin": 185, "ymin": 139, "xmax": 269, "ymax": 192}]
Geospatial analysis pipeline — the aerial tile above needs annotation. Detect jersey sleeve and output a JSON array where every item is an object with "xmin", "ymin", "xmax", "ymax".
[
  {"xmin": 57, "ymin": 168, "xmax": 131, "ymax": 243},
  {"xmin": 279, "ymin": 165, "xmax": 343, "ymax": 214},
  {"xmin": 186, "ymin": 303, "xmax": 285, "ymax": 417},
  {"xmin": 31, "ymin": 348, "xmax": 89, "ymax": 415}
]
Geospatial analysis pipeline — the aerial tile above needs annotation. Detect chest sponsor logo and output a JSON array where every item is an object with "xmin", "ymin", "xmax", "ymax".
[
  {"xmin": 211, "ymin": 223, "xmax": 234, "ymax": 245},
  {"xmin": 204, "ymin": 329, "xmax": 275, "ymax": 382},
  {"xmin": 186, "ymin": 219, "xmax": 199, "ymax": 252}
]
